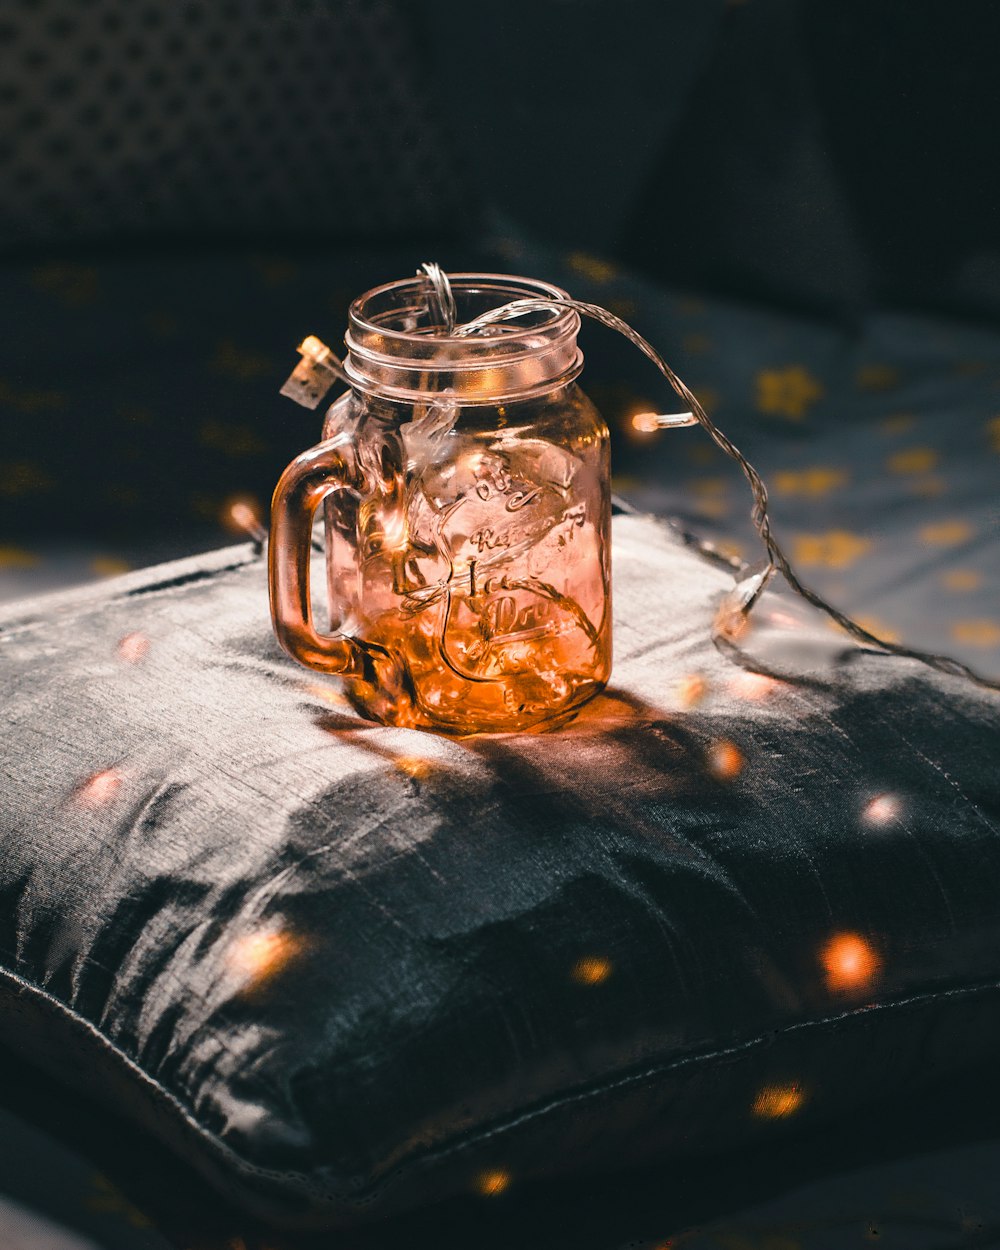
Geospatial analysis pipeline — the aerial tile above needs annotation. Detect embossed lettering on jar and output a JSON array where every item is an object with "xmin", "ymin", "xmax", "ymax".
[{"xmin": 269, "ymin": 275, "xmax": 612, "ymax": 734}]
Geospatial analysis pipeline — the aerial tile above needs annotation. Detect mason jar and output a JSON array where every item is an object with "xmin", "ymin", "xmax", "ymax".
[{"xmin": 269, "ymin": 273, "xmax": 611, "ymax": 734}]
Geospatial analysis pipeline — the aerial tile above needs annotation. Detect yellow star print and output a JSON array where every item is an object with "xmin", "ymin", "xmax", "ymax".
[
  {"xmin": 952, "ymin": 620, "xmax": 1000, "ymax": 647},
  {"xmin": 856, "ymin": 364, "xmax": 899, "ymax": 391},
  {"xmin": 756, "ymin": 366, "xmax": 824, "ymax": 419},
  {"xmin": 888, "ymin": 447, "xmax": 938, "ymax": 474},
  {"xmin": 772, "ymin": 467, "xmax": 848, "ymax": 497},
  {"xmin": 941, "ymin": 569, "xmax": 982, "ymax": 591},
  {"xmin": 792, "ymin": 531, "xmax": 872, "ymax": 569},
  {"xmin": 919, "ymin": 520, "xmax": 974, "ymax": 546},
  {"xmin": 566, "ymin": 252, "xmax": 617, "ymax": 283},
  {"xmin": 0, "ymin": 546, "xmax": 39, "ymax": 569}
]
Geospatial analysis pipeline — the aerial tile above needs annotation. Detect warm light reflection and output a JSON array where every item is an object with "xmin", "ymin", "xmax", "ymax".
[
  {"xmin": 708, "ymin": 740, "xmax": 744, "ymax": 780},
  {"xmin": 675, "ymin": 674, "xmax": 708, "ymax": 709},
  {"xmin": 752, "ymin": 1082, "xmax": 805, "ymax": 1120},
  {"xmin": 303, "ymin": 682, "xmax": 351, "ymax": 708},
  {"xmin": 227, "ymin": 929, "xmax": 302, "ymax": 990},
  {"xmin": 571, "ymin": 956, "xmax": 612, "ymax": 986},
  {"xmin": 767, "ymin": 609, "xmax": 802, "ymax": 630},
  {"xmin": 729, "ymin": 671, "xmax": 778, "ymax": 701},
  {"xmin": 395, "ymin": 756, "xmax": 434, "ymax": 781},
  {"xmin": 475, "ymin": 1169, "xmax": 511, "ymax": 1197},
  {"xmin": 381, "ymin": 508, "xmax": 409, "ymax": 554},
  {"xmin": 821, "ymin": 932, "xmax": 880, "ymax": 994},
  {"xmin": 862, "ymin": 793, "xmax": 902, "ymax": 826},
  {"xmin": 75, "ymin": 768, "xmax": 124, "ymax": 807},
  {"xmin": 117, "ymin": 632, "xmax": 149, "ymax": 664}
]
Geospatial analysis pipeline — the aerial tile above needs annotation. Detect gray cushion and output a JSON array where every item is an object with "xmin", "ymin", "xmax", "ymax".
[{"xmin": 2, "ymin": 513, "xmax": 999, "ymax": 1227}]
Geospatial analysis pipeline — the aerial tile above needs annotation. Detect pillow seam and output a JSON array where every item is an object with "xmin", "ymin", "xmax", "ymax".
[{"xmin": 3, "ymin": 959, "xmax": 998, "ymax": 1204}]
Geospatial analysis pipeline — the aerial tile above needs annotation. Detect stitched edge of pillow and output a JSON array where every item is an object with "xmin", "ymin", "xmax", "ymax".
[{"xmin": 4, "ymin": 958, "xmax": 1000, "ymax": 1225}]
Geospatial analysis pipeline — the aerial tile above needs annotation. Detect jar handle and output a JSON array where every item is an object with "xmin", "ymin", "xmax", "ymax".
[{"xmin": 268, "ymin": 437, "xmax": 367, "ymax": 677}]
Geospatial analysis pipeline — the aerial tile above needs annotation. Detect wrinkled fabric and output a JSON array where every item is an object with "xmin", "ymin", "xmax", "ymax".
[{"xmin": 1, "ymin": 514, "xmax": 999, "ymax": 1227}]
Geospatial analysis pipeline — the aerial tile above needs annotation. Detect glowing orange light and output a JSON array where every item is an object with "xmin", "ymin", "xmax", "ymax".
[
  {"xmin": 75, "ymin": 768, "xmax": 124, "ymax": 807},
  {"xmin": 675, "ymin": 674, "xmax": 708, "ymax": 709},
  {"xmin": 821, "ymin": 932, "xmax": 880, "ymax": 994},
  {"xmin": 395, "ymin": 756, "xmax": 433, "ymax": 780},
  {"xmin": 571, "ymin": 956, "xmax": 612, "ymax": 985},
  {"xmin": 708, "ymin": 740, "xmax": 743, "ymax": 780},
  {"xmin": 221, "ymin": 494, "xmax": 265, "ymax": 538},
  {"xmin": 230, "ymin": 502, "xmax": 256, "ymax": 529},
  {"xmin": 713, "ymin": 603, "xmax": 750, "ymax": 642},
  {"xmin": 475, "ymin": 1169, "xmax": 511, "ymax": 1197},
  {"xmin": 729, "ymin": 671, "xmax": 777, "ymax": 701},
  {"xmin": 862, "ymin": 793, "xmax": 901, "ymax": 826},
  {"xmin": 631, "ymin": 411, "xmax": 662, "ymax": 435},
  {"xmin": 227, "ymin": 930, "xmax": 302, "ymax": 989},
  {"xmin": 298, "ymin": 334, "xmax": 331, "ymax": 362},
  {"xmin": 752, "ymin": 1082, "xmax": 805, "ymax": 1119},
  {"xmin": 767, "ymin": 609, "xmax": 802, "ymax": 630},
  {"xmin": 117, "ymin": 632, "xmax": 149, "ymax": 664}
]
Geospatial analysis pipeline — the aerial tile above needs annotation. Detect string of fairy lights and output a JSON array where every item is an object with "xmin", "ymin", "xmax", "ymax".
[
  {"xmin": 452, "ymin": 291, "xmax": 1000, "ymax": 694},
  {"xmin": 233, "ymin": 266, "xmax": 999, "ymax": 695}
]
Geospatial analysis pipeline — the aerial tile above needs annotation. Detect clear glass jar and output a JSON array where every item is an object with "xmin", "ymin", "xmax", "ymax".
[{"xmin": 269, "ymin": 274, "xmax": 611, "ymax": 734}]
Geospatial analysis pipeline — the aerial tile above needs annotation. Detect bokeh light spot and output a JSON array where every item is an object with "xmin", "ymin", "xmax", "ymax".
[
  {"xmin": 862, "ymin": 793, "xmax": 902, "ymax": 826},
  {"xmin": 227, "ymin": 929, "xmax": 302, "ymax": 991},
  {"xmin": 675, "ymin": 674, "xmax": 708, "ymax": 709},
  {"xmin": 821, "ymin": 932, "xmax": 880, "ymax": 994},
  {"xmin": 729, "ymin": 671, "xmax": 778, "ymax": 701},
  {"xmin": 75, "ymin": 768, "xmax": 124, "ymax": 807},
  {"xmin": 752, "ymin": 1082, "xmax": 805, "ymax": 1119},
  {"xmin": 708, "ymin": 740, "xmax": 743, "ymax": 780},
  {"xmin": 475, "ymin": 1169, "xmax": 511, "ymax": 1198},
  {"xmin": 222, "ymin": 494, "xmax": 266, "ymax": 539},
  {"xmin": 117, "ymin": 632, "xmax": 149, "ymax": 663},
  {"xmin": 571, "ymin": 956, "xmax": 612, "ymax": 986}
]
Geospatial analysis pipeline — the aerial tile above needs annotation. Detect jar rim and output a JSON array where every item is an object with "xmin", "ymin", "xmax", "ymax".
[
  {"xmin": 347, "ymin": 272, "xmax": 578, "ymax": 348},
  {"xmin": 343, "ymin": 272, "xmax": 584, "ymax": 404}
]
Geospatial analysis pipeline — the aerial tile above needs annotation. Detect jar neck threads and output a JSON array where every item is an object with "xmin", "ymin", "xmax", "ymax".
[{"xmin": 344, "ymin": 273, "xmax": 582, "ymax": 404}]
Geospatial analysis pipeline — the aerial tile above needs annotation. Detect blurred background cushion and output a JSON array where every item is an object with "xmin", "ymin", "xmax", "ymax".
[
  {"xmin": 0, "ymin": 0, "xmax": 471, "ymax": 249},
  {"xmin": 2, "ymin": 513, "xmax": 999, "ymax": 1227}
]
